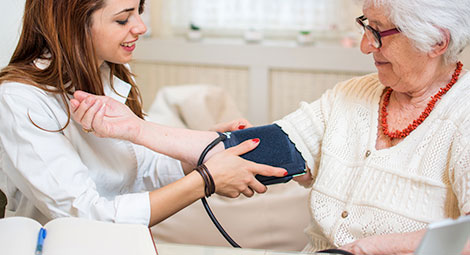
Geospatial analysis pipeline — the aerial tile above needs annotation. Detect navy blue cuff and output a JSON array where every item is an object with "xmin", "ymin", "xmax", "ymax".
[{"xmin": 222, "ymin": 124, "xmax": 306, "ymax": 185}]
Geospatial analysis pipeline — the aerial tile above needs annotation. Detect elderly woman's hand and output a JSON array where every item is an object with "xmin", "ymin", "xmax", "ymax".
[
  {"xmin": 339, "ymin": 231, "xmax": 424, "ymax": 255},
  {"xmin": 463, "ymin": 240, "xmax": 470, "ymax": 255},
  {"xmin": 70, "ymin": 90, "xmax": 144, "ymax": 143},
  {"xmin": 293, "ymin": 167, "xmax": 313, "ymax": 188},
  {"xmin": 209, "ymin": 118, "xmax": 253, "ymax": 132}
]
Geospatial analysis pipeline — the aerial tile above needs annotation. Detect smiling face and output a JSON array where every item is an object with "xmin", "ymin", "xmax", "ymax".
[
  {"xmin": 360, "ymin": 5, "xmax": 432, "ymax": 92},
  {"xmin": 90, "ymin": 0, "xmax": 147, "ymax": 66}
]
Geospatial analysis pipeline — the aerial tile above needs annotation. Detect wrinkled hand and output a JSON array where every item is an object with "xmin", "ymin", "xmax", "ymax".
[
  {"xmin": 340, "ymin": 233, "xmax": 416, "ymax": 255},
  {"xmin": 70, "ymin": 90, "xmax": 143, "ymax": 143},
  {"xmin": 209, "ymin": 118, "xmax": 253, "ymax": 132},
  {"xmin": 205, "ymin": 138, "xmax": 288, "ymax": 198},
  {"xmin": 463, "ymin": 240, "xmax": 470, "ymax": 255},
  {"xmin": 293, "ymin": 167, "xmax": 313, "ymax": 188}
]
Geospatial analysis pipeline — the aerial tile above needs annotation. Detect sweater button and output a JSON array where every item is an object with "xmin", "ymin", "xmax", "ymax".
[
  {"xmin": 341, "ymin": 211, "xmax": 349, "ymax": 218},
  {"xmin": 365, "ymin": 150, "xmax": 371, "ymax": 158}
]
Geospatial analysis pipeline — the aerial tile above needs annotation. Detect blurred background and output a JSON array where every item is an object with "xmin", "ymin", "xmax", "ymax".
[
  {"xmin": 132, "ymin": 0, "xmax": 372, "ymax": 125},
  {"xmin": 2, "ymin": 1, "xmax": 469, "ymax": 126},
  {"xmin": 0, "ymin": 0, "xmax": 371, "ymax": 126}
]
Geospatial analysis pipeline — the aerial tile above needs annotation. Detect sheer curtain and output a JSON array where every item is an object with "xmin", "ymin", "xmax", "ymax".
[{"xmin": 168, "ymin": 0, "xmax": 360, "ymax": 38}]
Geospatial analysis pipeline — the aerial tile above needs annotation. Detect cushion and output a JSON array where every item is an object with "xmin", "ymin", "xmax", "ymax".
[
  {"xmin": 146, "ymin": 84, "xmax": 310, "ymax": 251},
  {"xmin": 152, "ymin": 181, "xmax": 310, "ymax": 251}
]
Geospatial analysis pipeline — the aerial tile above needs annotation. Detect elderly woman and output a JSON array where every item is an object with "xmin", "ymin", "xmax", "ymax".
[
  {"xmin": 67, "ymin": 0, "xmax": 470, "ymax": 254},
  {"xmin": 285, "ymin": 0, "xmax": 470, "ymax": 253}
]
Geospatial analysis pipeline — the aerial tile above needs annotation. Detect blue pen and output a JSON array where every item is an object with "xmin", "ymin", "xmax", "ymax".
[{"xmin": 35, "ymin": 228, "xmax": 47, "ymax": 255}]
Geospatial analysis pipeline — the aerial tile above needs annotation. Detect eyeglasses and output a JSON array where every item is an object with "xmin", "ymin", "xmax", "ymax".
[{"xmin": 356, "ymin": 15, "xmax": 400, "ymax": 49}]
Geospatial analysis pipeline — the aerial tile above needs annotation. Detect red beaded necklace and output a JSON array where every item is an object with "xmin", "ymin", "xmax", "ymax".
[{"xmin": 381, "ymin": 61, "xmax": 463, "ymax": 139}]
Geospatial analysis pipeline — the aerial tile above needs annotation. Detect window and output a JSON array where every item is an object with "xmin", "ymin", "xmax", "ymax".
[{"xmin": 168, "ymin": 0, "xmax": 360, "ymax": 39}]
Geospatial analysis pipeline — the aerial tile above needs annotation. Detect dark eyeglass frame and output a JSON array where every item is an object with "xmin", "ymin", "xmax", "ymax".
[{"xmin": 356, "ymin": 15, "xmax": 400, "ymax": 48}]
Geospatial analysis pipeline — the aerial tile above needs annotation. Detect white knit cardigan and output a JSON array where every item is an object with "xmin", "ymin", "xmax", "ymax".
[{"xmin": 275, "ymin": 72, "xmax": 470, "ymax": 252}]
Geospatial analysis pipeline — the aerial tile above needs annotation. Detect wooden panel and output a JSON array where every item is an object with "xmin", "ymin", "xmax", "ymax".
[
  {"xmin": 130, "ymin": 61, "xmax": 250, "ymax": 115},
  {"xmin": 269, "ymin": 69, "xmax": 367, "ymax": 121}
]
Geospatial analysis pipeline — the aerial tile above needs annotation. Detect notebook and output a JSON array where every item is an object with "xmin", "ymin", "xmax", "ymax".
[{"xmin": 0, "ymin": 216, "xmax": 158, "ymax": 255}]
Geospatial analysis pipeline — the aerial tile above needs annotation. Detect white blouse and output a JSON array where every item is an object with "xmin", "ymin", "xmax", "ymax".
[{"xmin": 0, "ymin": 63, "xmax": 184, "ymax": 226}]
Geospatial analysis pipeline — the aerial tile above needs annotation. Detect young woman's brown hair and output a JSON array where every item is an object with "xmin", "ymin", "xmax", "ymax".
[{"xmin": 0, "ymin": 0, "xmax": 146, "ymax": 129}]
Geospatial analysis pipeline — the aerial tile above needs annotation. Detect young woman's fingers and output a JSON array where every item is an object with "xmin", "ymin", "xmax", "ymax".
[
  {"xmin": 235, "ymin": 118, "xmax": 253, "ymax": 130},
  {"xmin": 247, "ymin": 178, "xmax": 267, "ymax": 194},
  {"xmin": 209, "ymin": 118, "xmax": 253, "ymax": 132},
  {"xmin": 224, "ymin": 138, "xmax": 288, "ymax": 176},
  {"xmin": 240, "ymin": 162, "xmax": 287, "ymax": 193},
  {"xmin": 227, "ymin": 118, "xmax": 249, "ymax": 131},
  {"xmin": 241, "ymin": 187, "xmax": 255, "ymax": 197},
  {"xmin": 248, "ymin": 161, "xmax": 287, "ymax": 178},
  {"xmin": 242, "ymin": 161, "xmax": 286, "ymax": 193},
  {"xmin": 224, "ymin": 138, "xmax": 261, "ymax": 156}
]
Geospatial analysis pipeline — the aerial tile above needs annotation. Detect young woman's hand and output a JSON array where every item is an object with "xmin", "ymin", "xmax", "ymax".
[
  {"xmin": 70, "ymin": 90, "xmax": 143, "ymax": 143},
  {"xmin": 209, "ymin": 118, "xmax": 253, "ymax": 133},
  {"xmin": 205, "ymin": 138, "xmax": 288, "ymax": 198}
]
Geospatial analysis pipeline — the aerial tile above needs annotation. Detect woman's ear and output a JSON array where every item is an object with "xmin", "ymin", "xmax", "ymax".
[{"xmin": 429, "ymin": 28, "xmax": 450, "ymax": 58}]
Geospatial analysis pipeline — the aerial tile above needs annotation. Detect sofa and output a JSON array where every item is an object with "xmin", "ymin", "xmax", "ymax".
[{"xmin": 146, "ymin": 84, "xmax": 311, "ymax": 252}]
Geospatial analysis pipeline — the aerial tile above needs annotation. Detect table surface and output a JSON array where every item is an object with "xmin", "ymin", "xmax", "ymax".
[{"xmin": 156, "ymin": 243, "xmax": 331, "ymax": 255}]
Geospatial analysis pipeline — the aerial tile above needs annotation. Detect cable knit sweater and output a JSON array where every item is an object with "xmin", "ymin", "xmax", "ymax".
[{"xmin": 275, "ymin": 72, "xmax": 470, "ymax": 252}]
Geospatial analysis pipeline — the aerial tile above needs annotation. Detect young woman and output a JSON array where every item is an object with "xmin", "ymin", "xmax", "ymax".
[
  {"xmin": 69, "ymin": 0, "xmax": 470, "ymax": 254},
  {"xmin": 0, "ymin": 0, "xmax": 287, "ymax": 226}
]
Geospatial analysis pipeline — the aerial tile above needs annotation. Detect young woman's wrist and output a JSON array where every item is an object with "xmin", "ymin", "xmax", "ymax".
[{"xmin": 186, "ymin": 170, "xmax": 206, "ymax": 199}]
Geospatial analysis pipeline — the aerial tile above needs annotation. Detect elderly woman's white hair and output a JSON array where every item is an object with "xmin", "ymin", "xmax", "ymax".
[{"xmin": 361, "ymin": 0, "xmax": 470, "ymax": 63}]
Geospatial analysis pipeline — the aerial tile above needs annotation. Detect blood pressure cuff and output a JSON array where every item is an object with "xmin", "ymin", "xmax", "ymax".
[{"xmin": 222, "ymin": 124, "xmax": 306, "ymax": 185}]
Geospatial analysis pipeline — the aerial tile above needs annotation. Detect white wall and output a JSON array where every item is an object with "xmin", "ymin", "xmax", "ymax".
[{"xmin": 0, "ymin": 0, "xmax": 25, "ymax": 68}]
